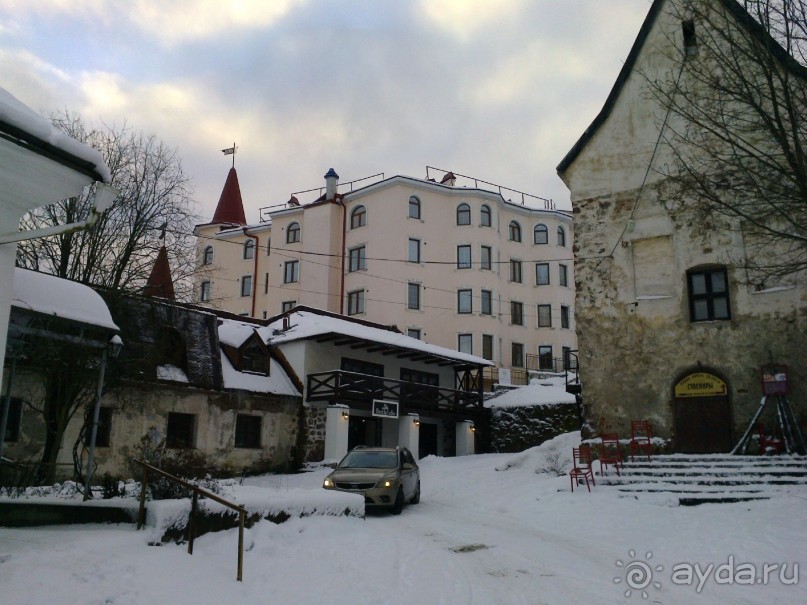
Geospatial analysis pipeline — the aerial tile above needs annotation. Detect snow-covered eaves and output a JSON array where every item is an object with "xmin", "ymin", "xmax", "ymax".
[
  {"xmin": 259, "ymin": 307, "xmax": 492, "ymax": 368},
  {"xmin": 0, "ymin": 86, "xmax": 110, "ymax": 184},
  {"xmin": 12, "ymin": 268, "xmax": 119, "ymax": 333}
]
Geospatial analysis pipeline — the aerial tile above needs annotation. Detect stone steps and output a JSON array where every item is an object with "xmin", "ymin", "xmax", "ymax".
[{"xmin": 597, "ymin": 454, "xmax": 807, "ymax": 505}]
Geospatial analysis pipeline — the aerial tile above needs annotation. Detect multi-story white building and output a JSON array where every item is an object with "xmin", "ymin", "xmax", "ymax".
[{"xmin": 194, "ymin": 168, "xmax": 577, "ymax": 380}]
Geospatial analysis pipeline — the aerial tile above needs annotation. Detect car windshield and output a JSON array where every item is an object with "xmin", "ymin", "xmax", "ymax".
[{"xmin": 339, "ymin": 450, "xmax": 398, "ymax": 469}]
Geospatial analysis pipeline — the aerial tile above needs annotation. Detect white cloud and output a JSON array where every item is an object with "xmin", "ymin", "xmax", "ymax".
[
  {"xmin": 128, "ymin": 0, "xmax": 308, "ymax": 47},
  {"xmin": 0, "ymin": 48, "xmax": 77, "ymax": 114},
  {"xmin": 415, "ymin": 0, "xmax": 528, "ymax": 41},
  {"xmin": 0, "ymin": 0, "xmax": 308, "ymax": 46}
]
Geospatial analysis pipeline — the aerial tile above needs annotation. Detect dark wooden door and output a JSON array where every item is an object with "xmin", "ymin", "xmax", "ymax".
[
  {"xmin": 673, "ymin": 395, "xmax": 733, "ymax": 453},
  {"xmin": 419, "ymin": 423, "xmax": 438, "ymax": 459},
  {"xmin": 348, "ymin": 417, "xmax": 380, "ymax": 450}
]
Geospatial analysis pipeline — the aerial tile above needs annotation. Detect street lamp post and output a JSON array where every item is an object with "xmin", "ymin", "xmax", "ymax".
[{"xmin": 84, "ymin": 334, "xmax": 122, "ymax": 500}]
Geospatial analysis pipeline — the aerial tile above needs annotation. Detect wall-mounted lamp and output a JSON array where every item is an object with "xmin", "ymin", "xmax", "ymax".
[
  {"xmin": 470, "ymin": 424, "xmax": 476, "ymax": 432},
  {"xmin": 413, "ymin": 417, "xmax": 420, "ymax": 426},
  {"xmin": 341, "ymin": 410, "xmax": 349, "ymax": 419}
]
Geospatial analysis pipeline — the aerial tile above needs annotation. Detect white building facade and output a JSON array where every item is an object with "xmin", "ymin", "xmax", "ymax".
[{"xmin": 194, "ymin": 169, "xmax": 577, "ymax": 383}]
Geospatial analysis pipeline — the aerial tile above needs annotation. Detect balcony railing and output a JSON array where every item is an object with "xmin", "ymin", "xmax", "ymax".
[
  {"xmin": 306, "ymin": 370, "xmax": 483, "ymax": 414},
  {"xmin": 525, "ymin": 354, "xmax": 577, "ymax": 373}
]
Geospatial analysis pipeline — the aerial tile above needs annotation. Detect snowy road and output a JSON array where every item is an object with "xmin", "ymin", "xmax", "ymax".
[{"xmin": 2, "ymin": 435, "xmax": 806, "ymax": 604}]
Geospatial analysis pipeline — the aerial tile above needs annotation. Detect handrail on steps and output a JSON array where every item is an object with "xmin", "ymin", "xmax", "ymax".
[{"xmin": 132, "ymin": 458, "xmax": 247, "ymax": 582}]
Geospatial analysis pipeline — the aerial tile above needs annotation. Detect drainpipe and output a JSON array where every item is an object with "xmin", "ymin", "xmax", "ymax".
[
  {"xmin": 0, "ymin": 183, "xmax": 119, "ymax": 245},
  {"xmin": 324, "ymin": 169, "xmax": 346, "ymax": 316},
  {"xmin": 243, "ymin": 228, "xmax": 259, "ymax": 318},
  {"xmin": 338, "ymin": 200, "xmax": 346, "ymax": 315}
]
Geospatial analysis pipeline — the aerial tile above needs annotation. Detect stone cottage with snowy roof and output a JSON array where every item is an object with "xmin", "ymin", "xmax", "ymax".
[
  {"xmin": 3, "ymin": 267, "xmax": 495, "ymax": 483},
  {"xmin": 2, "ymin": 268, "xmax": 304, "ymax": 481}
]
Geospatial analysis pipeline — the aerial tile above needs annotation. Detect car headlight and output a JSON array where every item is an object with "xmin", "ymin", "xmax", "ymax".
[
  {"xmin": 375, "ymin": 476, "xmax": 398, "ymax": 489},
  {"xmin": 323, "ymin": 476, "xmax": 335, "ymax": 488}
]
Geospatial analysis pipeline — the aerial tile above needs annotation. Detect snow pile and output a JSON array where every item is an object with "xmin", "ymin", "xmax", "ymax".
[
  {"xmin": 485, "ymin": 377, "xmax": 576, "ymax": 408},
  {"xmin": 493, "ymin": 431, "xmax": 580, "ymax": 472},
  {"xmin": 12, "ymin": 268, "xmax": 119, "ymax": 332},
  {"xmin": 156, "ymin": 364, "xmax": 189, "ymax": 383}
]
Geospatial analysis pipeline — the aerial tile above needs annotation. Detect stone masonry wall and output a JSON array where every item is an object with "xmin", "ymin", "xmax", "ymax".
[{"xmin": 489, "ymin": 402, "xmax": 581, "ymax": 453}]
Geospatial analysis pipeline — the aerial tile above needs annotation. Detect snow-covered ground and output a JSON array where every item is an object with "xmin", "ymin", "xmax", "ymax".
[{"xmin": 1, "ymin": 432, "xmax": 805, "ymax": 605}]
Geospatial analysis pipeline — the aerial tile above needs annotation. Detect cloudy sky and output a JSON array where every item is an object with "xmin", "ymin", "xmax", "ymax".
[{"xmin": 0, "ymin": 0, "xmax": 651, "ymax": 219}]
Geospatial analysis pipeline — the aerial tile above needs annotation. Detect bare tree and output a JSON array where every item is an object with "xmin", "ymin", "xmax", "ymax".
[
  {"xmin": 16, "ymin": 111, "xmax": 199, "ymax": 299},
  {"xmin": 646, "ymin": 0, "xmax": 806, "ymax": 281}
]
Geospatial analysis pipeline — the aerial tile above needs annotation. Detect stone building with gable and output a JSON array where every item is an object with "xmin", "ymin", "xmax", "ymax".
[{"xmin": 556, "ymin": 0, "xmax": 805, "ymax": 452}]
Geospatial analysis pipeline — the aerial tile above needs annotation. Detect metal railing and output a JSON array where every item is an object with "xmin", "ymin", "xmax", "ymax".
[
  {"xmin": 525, "ymin": 354, "xmax": 577, "ymax": 373},
  {"xmin": 132, "ymin": 459, "xmax": 247, "ymax": 582},
  {"xmin": 425, "ymin": 166, "xmax": 554, "ymax": 209}
]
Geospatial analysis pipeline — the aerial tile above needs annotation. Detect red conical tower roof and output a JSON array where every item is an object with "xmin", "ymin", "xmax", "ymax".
[
  {"xmin": 143, "ymin": 245, "xmax": 176, "ymax": 300},
  {"xmin": 211, "ymin": 167, "xmax": 247, "ymax": 225}
]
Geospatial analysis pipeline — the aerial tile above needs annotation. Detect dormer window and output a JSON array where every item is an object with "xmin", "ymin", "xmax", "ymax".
[{"xmin": 240, "ymin": 340, "xmax": 270, "ymax": 375}]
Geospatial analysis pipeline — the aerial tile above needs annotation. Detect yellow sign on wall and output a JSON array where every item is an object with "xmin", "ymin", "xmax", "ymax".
[{"xmin": 674, "ymin": 372, "xmax": 727, "ymax": 398}]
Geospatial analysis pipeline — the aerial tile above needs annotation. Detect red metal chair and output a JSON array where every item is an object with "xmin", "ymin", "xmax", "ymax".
[
  {"xmin": 757, "ymin": 423, "xmax": 783, "ymax": 455},
  {"xmin": 599, "ymin": 433, "xmax": 623, "ymax": 476},
  {"xmin": 629, "ymin": 420, "xmax": 652, "ymax": 462},
  {"xmin": 570, "ymin": 445, "xmax": 595, "ymax": 492}
]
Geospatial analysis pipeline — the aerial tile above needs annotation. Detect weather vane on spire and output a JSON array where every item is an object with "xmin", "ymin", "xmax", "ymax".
[{"xmin": 221, "ymin": 142, "xmax": 237, "ymax": 168}]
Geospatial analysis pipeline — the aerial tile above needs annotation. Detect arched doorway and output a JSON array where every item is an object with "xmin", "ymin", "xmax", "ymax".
[{"xmin": 672, "ymin": 369, "xmax": 733, "ymax": 453}]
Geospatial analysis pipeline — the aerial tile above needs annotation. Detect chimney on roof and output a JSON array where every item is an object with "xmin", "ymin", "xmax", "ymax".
[
  {"xmin": 440, "ymin": 172, "xmax": 456, "ymax": 186},
  {"xmin": 324, "ymin": 168, "xmax": 339, "ymax": 201}
]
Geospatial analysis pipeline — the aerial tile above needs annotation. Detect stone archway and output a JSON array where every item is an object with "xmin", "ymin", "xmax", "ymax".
[{"xmin": 672, "ymin": 369, "xmax": 733, "ymax": 453}]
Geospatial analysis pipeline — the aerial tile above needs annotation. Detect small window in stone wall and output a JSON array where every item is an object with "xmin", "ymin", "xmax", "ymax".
[
  {"xmin": 235, "ymin": 414, "xmax": 262, "ymax": 448},
  {"xmin": 84, "ymin": 406, "xmax": 113, "ymax": 447},
  {"xmin": 166, "ymin": 412, "xmax": 196, "ymax": 448},
  {"xmin": 3, "ymin": 397, "xmax": 23, "ymax": 442},
  {"xmin": 157, "ymin": 326, "xmax": 188, "ymax": 370}
]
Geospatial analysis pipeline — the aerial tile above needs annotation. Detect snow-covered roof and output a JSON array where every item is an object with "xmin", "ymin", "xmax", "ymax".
[
  {"xmin": 218, "ymin": 318, "xmax": 260, "ymax": 348},
  {"xmin": 259, "ymin": 308, "xmax": 492, "ymax": 367},
  {"xmin": 220, "ymin": 352, "xmax": 300, "ymax": 396},
  {"xmin": 12, "ymin": 268, "xmax": 119, "ymax": 332},
  {"xmin": 0, "ymin": 86, "xmax": 111, "ymax": 183},
  {"xmin": 485, "ymin": 378, "xmax": 576, "ymax": 409}
]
